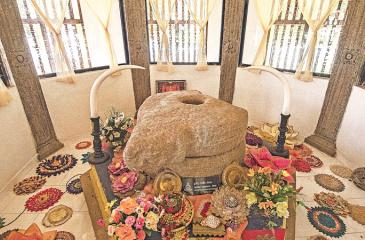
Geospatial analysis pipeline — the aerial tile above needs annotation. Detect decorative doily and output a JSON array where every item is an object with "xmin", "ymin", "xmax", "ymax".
[
  {"xmin": 66, "ymin": 178, "xmax": 83, "ymax": 195},
  {"xmin": 314, "ymin": 174, "xmax": 345, "ymax": 192},
  {"xmin": 291, "ymin": 159, "xmax": 312, "ymax": 172},
  {"xmin": 0, "ymin": 229, "xmax": 18, "ymax": 240},
  {"xmin": 351, "ymin": 167, "xmax": 365, "ymax": 191},
  {"xmin": 304, "ymin": 155, "xmax": 323, "ymax": 168},
  {"xmin": 13, "ymin": 176, "xmax": 47, "ymax": 195},
  {"xmin": 289, "ymin": 144, "xmax": 313, "ymax": 158},
  {"xmin": 314, "ymin": 192, "xmax": 351, "ymax": 217},
  {"xmin": 36, "ymin": 154, "xmax": 77, "ymax": 177},
  {"xmin": 307, "ymin": 207, "xmax": 346, "ymax": 238},
  {"xmin": 55, "ymin": 231, "xmax": 75, "ymax": 240},
  {"xmin": 349, "ymin": 204, "xmax": 365, "ymax": 225},
  {"xmin": 81, "ymin": 152, "xmax": 91, "ymax": 164},
  {"xmin": 246, "ymin": 132, "xmax": 263, "ymax": 147},
  {"xmin": 25, "ymin": 188, "xmax": 63, "ymax": 212},
  {"xmin": 42, "ymin": 205, "xmax": 73, "ymax": 227},
  {"xmin": 308, "ymin": 235, "xmax": 331, "ymax": 240},
  {"xmin": 330, "ymin": 165, "xmax": 353, "ymax": 179},
  {"xmin": 75, "ymin": 141, "xmax": 92, "ymax": 150}
]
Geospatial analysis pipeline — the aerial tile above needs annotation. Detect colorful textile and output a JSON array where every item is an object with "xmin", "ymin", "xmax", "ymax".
[
  {"xmin": 307, "ymin": 207, "xmax": 346, "ymax": 238},
  {"xmin": 304, "ymin": 155, "xmax": 323, "ymax": 168},
  {"xmin": 13, "ymin": 176, "xmax": 47, "ymax": 195},
  {"xmin": 75, "ymin": 141, "xmax": 92, "ymax": 150},
  {"xmin": 314, "ymin": 192, "xmax": 350, "ymax": 217},
  {"xmin": 242, "ymin": 228, "xmax": 286, "ymax": 240},
  {"xmin": 55, "ymin": 231, "xmax": 75, "ymax": 240},
  {"xmin": 36, "ymin": 154, "xmax": 77, "ymax": 177},
  {"xmin": 244, "ymin": 147, "xmax": 291, "ymax": 171},
  {"xmin": 291, "ymin": 159, "xmax": 311, "ymax": 172},
  {"xmin": 25, "ymin": 188, "xmax": 63, "ymax": 212},
  {"xmin": 330, "ymin": 165, "xmax": 353, "ymax": 179},
  {"xmin": 288, "ymin": 144, "xmax": 313, "ymax": 158},
  {"xmin": 314, "ymin": 174, "xmax": 345, "ymax": 192},
  {"xmin": 66, "ymin": 178, "xmax": 83, "ymax": 195}
]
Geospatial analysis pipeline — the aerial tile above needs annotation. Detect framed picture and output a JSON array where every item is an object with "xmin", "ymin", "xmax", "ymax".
[{"xmin": 156, "ymin": 80, "xmax": 186, "ymax": 93}]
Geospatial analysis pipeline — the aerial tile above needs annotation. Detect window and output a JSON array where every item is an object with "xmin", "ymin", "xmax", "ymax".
[
  {"xmin": 146, "ymin": 0, "xmax": 223, "ymax": 63},
  {"xmin": 241, "ymin": 0, "xmax": 350, "ymax": 76},
  {"xmin": 17, "ymin": 0, "xmax": 128, "ymax": 76}
]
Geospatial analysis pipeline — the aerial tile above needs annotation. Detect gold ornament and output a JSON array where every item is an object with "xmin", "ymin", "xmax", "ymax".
[
  {"xmin": 154, "ymin": 170, "xmax": 182, "ymax": 195},
  {"xmin": 222, "ymin": 164, "xmax": 247, "ymax": 190}
]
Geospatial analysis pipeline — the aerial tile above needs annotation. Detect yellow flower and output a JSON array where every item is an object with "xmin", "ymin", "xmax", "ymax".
[
  {"xmin": 258, "ymin": 167, "xmax": 272, "ymax": 174},
  {"xmin": 270, "ymin": 183, "xmax": 280, "ymax": 195},
  {"xmin": 276, "ymin": 201, "xmax": 289, "ymax": 218},
  {"xmin": 282, "ymin": 170, "xmax": 290, "ymax": 177},
  {"xmin": 145, "ymin": 211, "xmax": 159, "ymax": 231},
  {"xmin": 247, "ymin": 168, "xmax": 255, "ymax": 177},
  {"xmin": 245, "ymin": 192, "xmax": 257, "ymax": 206},
  {"xmin": 258, "ymin": 201, "xmax": 274, "ymax": 210}
]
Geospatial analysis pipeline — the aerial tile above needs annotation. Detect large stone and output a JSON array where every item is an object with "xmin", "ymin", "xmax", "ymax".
[{"xmin": 124, "ymin": 90, "xmax": 248, "ymax": 177}]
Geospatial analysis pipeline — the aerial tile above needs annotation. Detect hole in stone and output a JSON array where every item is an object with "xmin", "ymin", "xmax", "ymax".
[{"xmin": 181, "ymin": 98, "xmax": 204, "ymax": 105}]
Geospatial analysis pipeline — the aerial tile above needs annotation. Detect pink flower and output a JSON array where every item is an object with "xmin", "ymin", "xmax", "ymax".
[
  {"xmin": 112, "ymin": 171, "xmax": 138, "ymax": 194},
  {"xmin": 134, "ymin": 217, "xmax": 145, "ymax": 230},
  {"xmin": 125, "ymin": 216, "xmax": 136, "ymax": 226},
  {"xmin": 137, "ymin": 230, "xmax": 146, "ymax": 240},
  {"xmin": 96, "ymin": 218, "xmax": 105, "ymax": 227},
  {"xmin": 111, "ymin": 210, "xmax": 123, "ymax": 223}
]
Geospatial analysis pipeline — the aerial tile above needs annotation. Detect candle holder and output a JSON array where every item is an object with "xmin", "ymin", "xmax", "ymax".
[
  {"xmin": 88, "ymin": 116, "xmax": 110, "ymax": 164},
  {"xmin": 270, "ymin": 114, "xmax": 290, "ymax": 158}
]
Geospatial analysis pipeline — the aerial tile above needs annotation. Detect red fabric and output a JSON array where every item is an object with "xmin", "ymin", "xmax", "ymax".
[{"xmin": 242, "ymin": 228, "xmax": 286, "ymax": 240}]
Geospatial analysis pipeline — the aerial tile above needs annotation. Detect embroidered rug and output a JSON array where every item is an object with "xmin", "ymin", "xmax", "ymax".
[
  {"xmin": 25, "ymin": 188, "xmax": 63, "ymax": 212},
  {"xmin": 81, "ymin": 152, "xmax": 91, "ymax": 164},
  {"xmin": 351, "ymin": 167, "xmax": 365, "ymax": 191},
  {"xmin": 42, "ymin": 205, "xmax": 73, "ymax": 227},
  {"xmin": 330, "ymin": 165, "xmax": 353, "ymax": 179},
  {"xmin": 66, "ymin": 178, "xmax": 83, "ymax": 195},
  {"xmin": 349, "ymin": 204, "xmax": 365, "ymax": 225},
  {"xmin": 75, "ymin": 141, "xmax": 92, "ymax": 150},
  {"xmin": 304, "ymin": 155, "xmax": 323, "ymax": 168},
  {"xmin": 307, "ymin": 206, "xmax": 346, "ymax": 238},
  {"xmin": 36, "ymin": 154, "xmax": 77, "ymax": 177},
  {"xmin": 291, "ymin": 159, "xmax": 312, "ymax": 172},
  {"xmin": 314, "ymin": 174, "xmax": 345, "ymax": 192},
  {"xmin": 314, "ymin": 192, "xmax": 350, "ymax": 217},
  {"xmin": 55, "ymin": 231, "xmax": 75, "ymax": 240},
  {"xmin": 13, "ymin": 176, "xmax": 47, "ymax": 195}
]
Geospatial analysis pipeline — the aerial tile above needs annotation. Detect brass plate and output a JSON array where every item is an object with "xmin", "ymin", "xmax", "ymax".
[
  {"xmin": 153, "ymin": 170, "xmax": 182, "ymax": 195},
  {"xmin": 222, "ymin": 164, "xmax": 247, "ymax": 190}
]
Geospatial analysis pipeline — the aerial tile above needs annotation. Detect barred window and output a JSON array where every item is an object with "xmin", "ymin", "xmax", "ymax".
[
  {"xmin": 146, "ymin": 0, "xmax": 223, "ymax": 63},
  {"xmin": 241, "ymin": 0, "xmax": 350, "ymax": 76}
]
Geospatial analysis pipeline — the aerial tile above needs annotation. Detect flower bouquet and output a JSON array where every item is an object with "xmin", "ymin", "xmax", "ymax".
[
  {"xmin": 243, "ymin": 167, "xmax": 296, "ymax": 240},
  {"xmin": 102, "ymin": 109, "xmax": 134, "ymax": 148},
  {"xmin": 108, "ymin": 196, "xmax": 160, "ymax": 240}
]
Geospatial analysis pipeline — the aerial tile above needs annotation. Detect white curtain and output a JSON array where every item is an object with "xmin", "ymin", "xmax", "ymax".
[
  {"xmin": 252, "ymin": 0, "xmax": 283, "ymax": 67},
  {"xmin": 295, "ymin": 0, "xmax": 338, "ymax": 82},
  {"xmin": 85, "ymin": 0, "xmax": 118, "ymax": 68},
  {"xmin": 149, "ymin": 0, "xmax": 175, "ymax": 72},
  {"xmin": 30, "ymin": 0, "xmax": 76, "ymax": 84},
  {"xmin": 185, "ymin": 0, "xmax": 217, "ymax": 71}
]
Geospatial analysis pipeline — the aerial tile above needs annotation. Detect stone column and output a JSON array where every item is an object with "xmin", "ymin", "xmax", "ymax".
[
  {"xmin": 219, "ymin": 0, "xmax": 245, "ymax": 103},
  {"xmin": 305, "ymin": 0, "xmax": 365, "ymax": 156},
  {"xmin": 0, "ymin": 0, "xmax": 64, "ymax": 159},
  {"xmin": 124, "ymin": 0, "xmax": 151, "ymax": 110}
]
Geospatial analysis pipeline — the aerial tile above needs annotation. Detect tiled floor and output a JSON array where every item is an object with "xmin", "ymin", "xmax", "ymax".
[{"xmin": 0, "ymin": 136, "xmax": 364, "ymax": 239}]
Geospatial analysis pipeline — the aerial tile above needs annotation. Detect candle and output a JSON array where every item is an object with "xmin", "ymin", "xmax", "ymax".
[{"xmin": 89, "ymin": 65, "xmax": 145, "ymax": 118}]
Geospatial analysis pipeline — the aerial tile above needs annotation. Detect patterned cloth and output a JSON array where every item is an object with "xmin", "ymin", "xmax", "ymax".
[
  {"xmin": 36, "ymin": 154, "xmax": 77, "ymax": 177},
  {"xmin": 25, "ymin": 188, "xmax": 63, "ymax": 212},
  {"xmin": 66, "ymin": 178, "xmax": 83, "ymax": 195},
  {"xmin": 314, "ymin": 174, "xmax": 345, "ymax": 192},
  {"xmin": 13, "ymin": 176, "xmax": 46, "ymax": 195},
  {"xmin": 307, "ymin": 207, "xmax": 346, "ymax": 238}
]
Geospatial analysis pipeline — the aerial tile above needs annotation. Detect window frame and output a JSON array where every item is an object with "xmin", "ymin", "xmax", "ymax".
[
  {"xmin": 238, "ymin": 0, "xmax": 349, "ymax": 79},
  {"xmin": 145, "ymin": 0, "xmax": 225, "ymax": 65}
]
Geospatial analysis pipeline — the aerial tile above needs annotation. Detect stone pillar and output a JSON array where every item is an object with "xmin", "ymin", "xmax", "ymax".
[
  {"xmin": 124, "ymin": 0, "xmax": 151, "ymax": 110},
  {"xmin": 219, "ymin": 0, "xmax": 245, "ymax": 103},
  {"xmin": 305, "ymin": 0, "xmax": 365, "ymax": 156},
  {"xmin": 0, "ymin": 0, "xmax": 64, "ymax": 159}
]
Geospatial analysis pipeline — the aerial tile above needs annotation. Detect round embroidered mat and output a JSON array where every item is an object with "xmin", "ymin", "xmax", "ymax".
[
  {"xmin": 330, "ymin": 165, "xmax": 353, "ymax": 179},
  {"xmin": 304, "ymin": 155, "xmax": 323, "ymax": 168},
  {"xmin": 351, "ymin": 167, "xmax": 365, "ymax": 191},
  {"xmin": 292, "ymin": 159, "xmax": 311, "ymax": 172},
  {"xmin": 349, "ymin": 204, "xmax": 365, "ymax": 225},
  {"xmin": 13, "ymin": 176, "xmax": 46, "ymax": 195},
  {"xmin": 314, "ymin": 192, "xmax": 350, "ymax": 217},
  {"xmin": 36, "ymin": 154, "xmax": 77, "ymax": 177},
  {"xmin": 42, "ymin": 205, "xmax": 73, "ymax": 227},
  {"xmin": 55, "ymin": 231, "xmax": 75, "ymax": 240},
  {"xmin": 25, "ymin": 188, "xmax": 63, "ymax": 212},
  {"xmin": 307, "ymin": 207, "xmax": 346, "ymax": 238},
  {"xmin": 314, "ymin": 174, "xmax": 345, "ymax": 192},
  {"xmin": 75, "ymin": 141, "xmax": 91, "ymax": 150},
  {"xmin": 66, "ymin": 178, "xmax": 83, "ymax": 195}
]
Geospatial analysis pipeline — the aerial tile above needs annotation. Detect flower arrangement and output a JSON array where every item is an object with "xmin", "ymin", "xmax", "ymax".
[
  {"xmin": 108, "ymin": 196, "xmax": 160, "ymax": 240},
  {"xmin": 244, "ymin": 167, "xmax": 296, "ymax": 225},
  {"xmin": 102, "ymin": 109, "xmax": 134, "ymax": 148}
]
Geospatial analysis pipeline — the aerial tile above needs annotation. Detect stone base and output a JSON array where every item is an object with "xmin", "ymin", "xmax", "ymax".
[
  {"xmin": 37, "ymin": 138, "xmax": 64, "ymax": 160},
  {"xmin": 305, "ymin": 134, "xmax": 336, "ymax": 157}
]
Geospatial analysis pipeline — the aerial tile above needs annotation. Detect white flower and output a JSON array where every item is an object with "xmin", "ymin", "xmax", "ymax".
[
  {"xmin": 107, "ymin": 225, "xmax": 115, "ymax": 236},
  {"xmin": 113, "ymin": 132, "xmax": 120, "ymax": 138}
]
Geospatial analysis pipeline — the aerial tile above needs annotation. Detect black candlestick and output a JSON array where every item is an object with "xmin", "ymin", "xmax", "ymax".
[
  {"xmin": 270, "ymin": 114, "xmax": 290, "ymax": 158},
  {"xmin": 88, "ymin": 116, "xmax": 110, "ymax": 164}
]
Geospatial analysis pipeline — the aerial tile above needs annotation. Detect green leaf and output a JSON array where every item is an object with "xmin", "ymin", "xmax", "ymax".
[{"xmin": 0, "ymin": 217, "xmax": 6, "ymax": 228}]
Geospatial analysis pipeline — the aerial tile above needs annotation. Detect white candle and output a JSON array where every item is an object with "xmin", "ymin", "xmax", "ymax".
[{"xmin": 89, "ymin": 65, "xmax": 145, "ymax": 118}]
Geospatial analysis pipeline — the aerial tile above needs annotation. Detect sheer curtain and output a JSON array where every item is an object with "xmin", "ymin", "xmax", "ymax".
[
  {"xmin": 85, "ymin": 0, "xmax": 118, "ymax": 68},
  {"xmin": 252, "ymin": 0, "xmax": 283, "ymax": 66},
  {"xmin": 295, "ymin": 0, "xmax": 338, "ymax": 82},
  {"xmin": 185, "ymin": 0, "xmax": 217, "ymax": 71},
  {"xmin": 149, "ymin": 0, "xmax": 175, "ymax": 72},
  {"xmin": 30, "ymin": 0, "xmax": 75, "ymax": 83}
]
